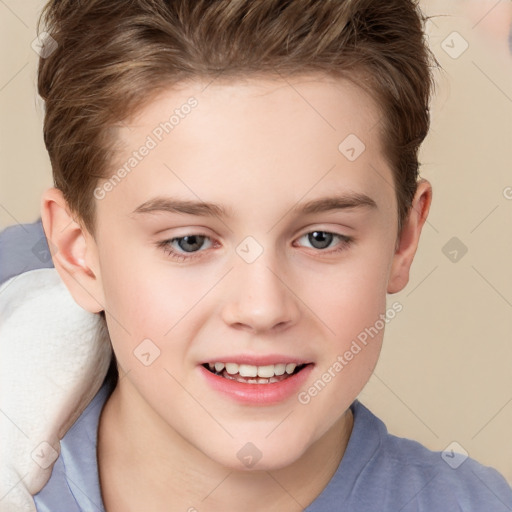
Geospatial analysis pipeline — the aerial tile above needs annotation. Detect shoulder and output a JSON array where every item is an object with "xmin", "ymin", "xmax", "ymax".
[
  {"xmin": 33, "ymin": 371, "xmax": 116, "ymax": 512},
  {"xmin": 355, "ymin": 401, "xmax": 512, "ymax": 511}
]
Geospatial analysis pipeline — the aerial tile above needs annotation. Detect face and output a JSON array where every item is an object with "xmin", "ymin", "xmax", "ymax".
[{"xmin": 82, "ymin": 76, "xmax": 409, "ymax": 469}]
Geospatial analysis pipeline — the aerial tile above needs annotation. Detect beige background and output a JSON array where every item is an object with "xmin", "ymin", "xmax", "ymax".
[{"xmin": 1, "ymin": 0, "xmax": 512, "ymax": 485}]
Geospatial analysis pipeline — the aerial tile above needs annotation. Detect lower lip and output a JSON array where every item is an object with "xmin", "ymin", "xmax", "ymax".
[{"xmin": 198, "ymin": 364, "xmax": 314, "ymax": 405}]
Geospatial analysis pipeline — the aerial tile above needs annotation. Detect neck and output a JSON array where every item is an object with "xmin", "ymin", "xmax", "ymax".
[{"xmin": 98, "ymin": 378, "xmax": 353, "ymax": 512}]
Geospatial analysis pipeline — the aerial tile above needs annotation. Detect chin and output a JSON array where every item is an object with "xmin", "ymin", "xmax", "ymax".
[{"xmin": 200, "ymin": 433, "xmax": 312, "ymax": 472}]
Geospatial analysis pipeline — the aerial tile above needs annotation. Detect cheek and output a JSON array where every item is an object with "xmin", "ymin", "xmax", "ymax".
[
  {"xmin": 95, "ymin": 246, "xmax": 170, "ymax": 366},
  {"xmin": 314, "ymin": 246, "xmax": 392, "ymax": 341},
  {"xmin": 296, "ymin": 258, "xmax": 390, "ymax": 434},
  {"xmin": 301, "ymin": 239, "xmax": 393, "ymax": 406},
  {"xmin": 97, "ymin": 246, "xmax": 215, "ymax": 369}
]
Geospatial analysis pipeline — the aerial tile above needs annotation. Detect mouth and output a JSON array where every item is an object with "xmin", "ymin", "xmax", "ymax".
[{"xmin": 202, "ymin": 361, "xmax": 310, "ymax": 384}]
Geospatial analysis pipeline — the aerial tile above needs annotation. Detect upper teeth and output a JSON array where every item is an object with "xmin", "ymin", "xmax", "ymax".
[{"xmin": 208, "ymin": 362, "xmax": 298, "ymax": 378}]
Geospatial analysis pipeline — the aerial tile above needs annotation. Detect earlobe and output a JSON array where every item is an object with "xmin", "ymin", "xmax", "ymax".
[
  {"xmin": 40, "ymin": 187, "xmax": 105, "ymax": 313},
  {"xmin": 387, "ymin": 179, "xmax": 432, "ymax": 294}
]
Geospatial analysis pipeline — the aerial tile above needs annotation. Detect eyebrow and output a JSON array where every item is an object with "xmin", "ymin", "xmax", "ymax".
[{"xmin": 131, "ymin": 192, "xmax": 377, "ymax": 218}]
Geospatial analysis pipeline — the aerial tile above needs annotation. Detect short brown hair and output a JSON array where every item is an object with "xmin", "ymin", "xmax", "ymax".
[{"xmin": 37, "ymin": 0, "xmax": 439, "ymax": 236}]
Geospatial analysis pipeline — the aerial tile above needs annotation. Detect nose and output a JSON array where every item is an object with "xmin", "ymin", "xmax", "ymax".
[{"xmin": 220, "ymin": 251, "xmax": 300, "ymax": 334}]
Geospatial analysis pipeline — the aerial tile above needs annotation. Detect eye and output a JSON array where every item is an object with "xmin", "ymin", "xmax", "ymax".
[
  {"xmin": 295, "ymin": 231, "xmax": 353, "ymax": 253},
  {"xmin": 157, "ymin": 230, "xmax": 353, "ymax": 263},
  {"xmin": 157, "ymin": 234, "xmax": 214, "ymax": 262}
]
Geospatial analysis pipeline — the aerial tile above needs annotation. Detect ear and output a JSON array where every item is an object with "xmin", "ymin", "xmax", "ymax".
[
  {"xmin": 40, "ymin": 187, "xmax": 105, "ymax": 313},
  {"xmin": 387, "ymin": 179, "xmax": 432, "ymax": 294}
]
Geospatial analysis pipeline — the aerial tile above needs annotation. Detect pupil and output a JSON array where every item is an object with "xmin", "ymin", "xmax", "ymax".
[
  {"xmin": 179, "ymin": 235, "xmax": 204, "ymax": 252},
  {"xmin": 310, "ymin": 231, "xmax": 332, "ymax": 249}
]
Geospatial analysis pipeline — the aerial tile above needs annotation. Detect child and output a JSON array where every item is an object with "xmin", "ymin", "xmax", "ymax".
[{"xmin": 22, "ymin": 0, "xmax": 512, "ymax": 510}]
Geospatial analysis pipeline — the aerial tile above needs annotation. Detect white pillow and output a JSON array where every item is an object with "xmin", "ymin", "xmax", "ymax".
[{"xmin": 0, "ymin": 268, "xmax": 112, "ymax": 512}]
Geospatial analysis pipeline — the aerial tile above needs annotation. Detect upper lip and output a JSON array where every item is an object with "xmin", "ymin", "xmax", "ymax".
[{"xmin": 200, "ymin": 355, "xmax": 312, "ymax": 366}]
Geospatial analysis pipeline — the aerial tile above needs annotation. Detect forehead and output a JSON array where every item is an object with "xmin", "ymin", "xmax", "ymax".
[
  {"xmin": 98, "ymin": 75, "xmax": 394, "ymax": 224},
  {"xmin": 123, "ymin": 74, "xmax": 382, "ymax": 144}
]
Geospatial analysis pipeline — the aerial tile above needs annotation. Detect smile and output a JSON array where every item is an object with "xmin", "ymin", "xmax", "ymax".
[
  {"xmin": 203, "ymin": 362, "xmax": 308, "ymax": 384},
  {"xmin": 199, "ymin": 359, "xmax": 314, "ymax": 405}
]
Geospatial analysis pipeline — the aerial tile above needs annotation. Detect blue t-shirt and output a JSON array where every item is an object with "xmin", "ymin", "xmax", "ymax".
[
  {"xmin": 3, "ymin": 221, "xmax": 512, "ymax": 511},
  {"xmin": 33, "ymin": 365, "xmax": 512, "ymax": 511},
  {"xmin": 0, "ymin": 219, "xmax": 54, "ymax": 284}
]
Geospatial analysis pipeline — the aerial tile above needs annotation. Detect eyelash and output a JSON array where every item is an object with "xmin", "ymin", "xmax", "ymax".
[{"xmin": 156, "ymin": 230, "xmax": 354, "ymax": 263}]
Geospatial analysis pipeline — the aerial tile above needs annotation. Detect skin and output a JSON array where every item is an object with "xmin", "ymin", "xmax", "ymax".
[
  {"xmin": 41, "ymin": 75, "xmax": 431, "ymax": 511},
  {"xmin": 466, "ymin": 0, "xmax": 512, "ymax": 53}
]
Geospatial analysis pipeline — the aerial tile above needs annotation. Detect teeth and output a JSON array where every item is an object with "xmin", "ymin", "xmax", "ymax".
[
  {"xmin": 238, "ymin": 364, "xmax": 258, "ymax": 377},
  {"xmin": 257, "ymin": 365, "xmax": 275, "ymax": 378},
  {"xmin": 206, "ymin": 361, "xmax": 303, "ymax": 378},
  {"xmin": 285, "ymin": 363, "xmax": 297, "ymax": 374},
  {"xmin": 222, "ymin": 373, "xmax": 287, "ymax": 384},
  {"xmin": 274, "ymin": 363, "xmax": 286, "ymax": 376},
  {"xmin": 225, "ymin": 363, "xmax": 239, "ymax": 375}
]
